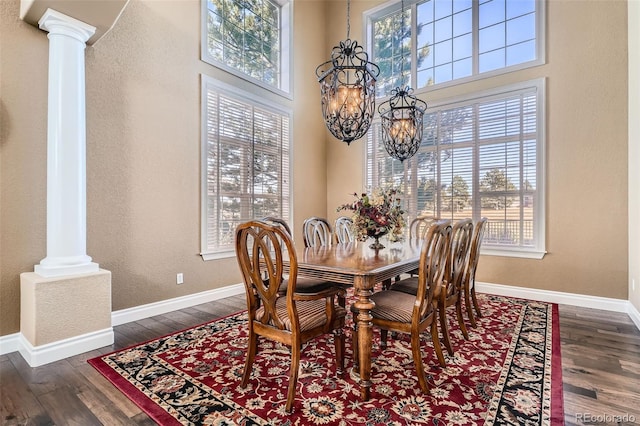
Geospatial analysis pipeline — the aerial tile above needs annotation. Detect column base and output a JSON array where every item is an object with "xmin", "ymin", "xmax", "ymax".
[
  {"xmin": 20, "ymin": 269, "xmax": 113, "ymax": 366},
  {"xmin": 35, "ymin": 256, "xmax": 99, "ymax": 278}
]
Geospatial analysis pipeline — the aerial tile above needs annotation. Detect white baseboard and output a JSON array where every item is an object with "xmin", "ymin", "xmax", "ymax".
[
  {"xmin": 17, "ymin": 328, "xmax": 114, "ymax": 367},
  {"xmin": 2, "ymin": 281, "xmax": 637, "ymax": 362},
  {"xmin": 0, "ymin": 284, "xmax": 245, "ymax": 362},
  {"xmin": 111, "ymin": 283, "xmax": 245, "ymax": 326},
  {"xmin": 477, "ymin": 282, "xmax": 630, "ymax": 313},
  {"xmin": 0, "ymin": 333, "xmax": 20, "ymax": 356},
  {"xmin": 628, "ymin": 302, "xmax": 640, "ymax": 330}
]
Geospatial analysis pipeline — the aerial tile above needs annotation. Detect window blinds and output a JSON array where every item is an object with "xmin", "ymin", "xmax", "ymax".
[
  {"xmin": 203, "ymin": 78, "xmax": 291, "ymax": 254},
  {"xmin": 366, "ymin": 83, "xmax": 542, "ymax": 254}
]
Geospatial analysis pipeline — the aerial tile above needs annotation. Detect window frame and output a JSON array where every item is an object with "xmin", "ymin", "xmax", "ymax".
[
  {"xmin": 364, "ymin": 78, "xmax": 546, "ymax": 259},
  {"xmin": 200, "ymin": 0, "xmax": 293, "ymax": 99},
  {"xmin": 364, "ymin": 0, "xmax": 546, "ymax": 94},
  {"xmin": 200, "ymin": 75, "xmax": 293, "ymax": 260}
]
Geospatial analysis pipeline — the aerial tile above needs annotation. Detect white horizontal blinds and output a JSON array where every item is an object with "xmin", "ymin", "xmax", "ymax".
[
  {"xmin": 413, "ymin": 112, "xmax": 439, "ymax": 219},
  {"xmin": 252, "ymin": 106, "xmax": 290, "ymax": 221},
  {"xmin": 204, "ymin": 82, "xmax": 290, "ymax": 253},
  {"xmin": 366, "ymin": 124, "xmax": 418, "ymax": 217},
  {"xmin": 437, "ymin": 104, "xmax": 474, "ymax": 221},
  {"xmin": 365, "ymin": 84, "xmax": 539, "ymax": 251},
  {"xmin": 205, "ymin": 88, "xmax": 221, "ymax": 251},
  {"xmin": 477, "ymin": 90, "xmax": 537, "ymax": 247}
]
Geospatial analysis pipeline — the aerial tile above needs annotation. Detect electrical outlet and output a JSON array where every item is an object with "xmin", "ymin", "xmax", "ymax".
[{"xmin": 177, "ymin": 273, "xmax": 184, "ymax": 285}]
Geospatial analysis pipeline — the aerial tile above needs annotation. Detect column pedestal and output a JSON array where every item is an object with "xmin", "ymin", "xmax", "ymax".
[{"xmin": 20, "ymin": 270, "xmax": 113, "ymax": 367}]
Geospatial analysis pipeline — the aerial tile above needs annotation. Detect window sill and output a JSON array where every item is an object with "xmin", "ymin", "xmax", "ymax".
[
  {"xmin": 481, "ymin": 248, "xmax": 547, "ymax": 260},
  {"xmin": 200, "ymin": 251, "xmax": 236, "ymax": 261}
]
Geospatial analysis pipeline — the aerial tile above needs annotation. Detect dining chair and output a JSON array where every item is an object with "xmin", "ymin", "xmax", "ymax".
[
  {"xmin": 409, "ymin": 215, "xmax": 437, "ymax": 241},
  {"xmin": 235, "ymin": 220, "xmax": 347, "ymax": 413},
  {"xmin": 334, "ymin": 216, "xmax": 355, "ymax": 244},
  {"xmin": 302, "ymin": 217, "xmax": 333, "ymax": 247},
  {"xmin": 260, "ymin": 217, "xmax": 347, "ymax": 297},
  {"xmin": 352, "ymin": 220, "xmax": 452, "ymax": 393},
  {"xmin": 463, "ymin": 217, "xmax": 488, "ymax": 327},
  {"xmin": 390, "ymin": 218, "xmax": 473, "ymax": 357},
  {"xmin": 436, "ymin": 218, "xmax": 474, "ymax": 355},
  {"xmin": 260, "ymin": 216, "xmax": 292, "ymax": 236},
  {"xmin": 402, "ymin": 215, "xmax": 438, "ymax": 279}
]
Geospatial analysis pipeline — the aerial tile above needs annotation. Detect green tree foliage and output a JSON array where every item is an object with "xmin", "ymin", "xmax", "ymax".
[
  {"xmin": 480, "ymin": 168, "xmax": 518, "ymax": 209},
  {"xmin": 206, "ymin": 0, "xmax": 280, "ymax": 86},
  {"xmin": 443, "ymin": 175, "xmax": 470, "ymax": 212},
  {"xmin": 373, "ymin": 9, "xmax": 430, "ymax": 96},
  {"xmin": 417, "ymin": 177, "xmax": 438, "ymax": 215}
]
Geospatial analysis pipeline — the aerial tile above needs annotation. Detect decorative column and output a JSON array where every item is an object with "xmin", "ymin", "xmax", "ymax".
[
  {"xmin": 34, "ymin": 9, "xmax": 98, "ymax": 278},
  {"xmin": 19, "ymin": 8, "xmax": 113, "ymax": 366}
]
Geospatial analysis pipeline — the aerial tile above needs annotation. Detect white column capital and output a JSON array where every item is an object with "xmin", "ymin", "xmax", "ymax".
[{"xmin": 38, "ymin": 8, "xmax": 96, "ymax": 43}]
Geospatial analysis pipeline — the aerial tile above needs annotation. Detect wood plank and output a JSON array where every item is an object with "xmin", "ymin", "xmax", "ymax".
[
  {"xmin": 79, "ymin": 362, "xmax": 143, "ymax": 418},
  {"xmin": 0, "ymin": 296, "xmax": 638, "ymax": 424},
  {"xmin": 0, "ymin": 355, "xmax": 52, "ymax": 425},
  {"xmin": 37, "ymin": 385, "xmax": 102, "ymax": 425}
]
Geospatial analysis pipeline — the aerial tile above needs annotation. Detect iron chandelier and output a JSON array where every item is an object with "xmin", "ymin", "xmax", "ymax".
[
  {"xmin": 316, "ymin": 0, "xmax": 379, "ymax": 145},
  {"xmin": 377, "ymin": 0, "xmax": 427, "ymax": 162}
]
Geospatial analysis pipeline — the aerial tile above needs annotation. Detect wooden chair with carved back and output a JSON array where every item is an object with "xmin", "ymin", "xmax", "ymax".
[
  {"xmin": 435, "ymin": 218, "xmax": 474, "ymax": 355},
  {"xmin": 235, "ymin": 220, "xmax": 346, "ymax": 413},
  {"xmin": 462, "ymin": 217, "xmax": 488, "ymax": 327},
  {"xmin": 352, "ymin": 220, "xmax": 452, "ymax": 392}
]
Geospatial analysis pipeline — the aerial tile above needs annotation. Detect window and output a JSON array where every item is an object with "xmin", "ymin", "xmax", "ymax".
[
  {"xmin": 366, "ymin": 80, "xmax": 545, "ymax": 258},
  {"xmin": 201, "ymin": 0, "xmax": 292, "ymax": 96},
  {"xmin": 366, "ymin": 0, "xmax": 544, "ymax": 96},
  {"xmin": 201, "ymin": 76, "xmax": 291, "ymax": 259}
]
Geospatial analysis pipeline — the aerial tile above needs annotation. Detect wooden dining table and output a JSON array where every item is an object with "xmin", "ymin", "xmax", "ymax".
[{"xmin": 284, "ymin": 239, "xmax": 423, "ymax": 401}]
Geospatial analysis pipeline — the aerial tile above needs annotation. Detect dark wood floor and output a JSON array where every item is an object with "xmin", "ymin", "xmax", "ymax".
[{"xmin": 1, "ymin": 294, "xmax": 639, "ymax": 425}]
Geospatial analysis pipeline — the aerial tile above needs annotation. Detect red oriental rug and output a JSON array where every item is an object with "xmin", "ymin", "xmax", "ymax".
[{"xmin": 89, "ymin": 294, "xmax": 564, "ymax": 425}]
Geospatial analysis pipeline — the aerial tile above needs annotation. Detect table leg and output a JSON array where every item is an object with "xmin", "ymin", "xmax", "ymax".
[{"xmin": 353, "ymin": 277, "xmax": 374, "ymax": 401}]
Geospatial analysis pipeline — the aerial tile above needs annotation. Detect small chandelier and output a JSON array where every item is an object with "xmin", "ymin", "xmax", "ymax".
[
  {"xmin": 378, "ymin": 0, "xmax": 426, "ymax": 162},
  {"xmin": 379, "ymin": 86, "xmax": 427, "ymax": 162},
  {"xmin": 316, "ymin": 0, "xmax": 380, "ymax": 145}
]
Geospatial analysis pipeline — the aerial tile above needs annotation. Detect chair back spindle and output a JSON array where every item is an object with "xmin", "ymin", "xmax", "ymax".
[
  {"xmin": 334, "ymin": 216, "xmax": 355, "ymax": 244},
  {"xmin": 303, "ymin": 217, "xmax": 333, "ymax": 247}
]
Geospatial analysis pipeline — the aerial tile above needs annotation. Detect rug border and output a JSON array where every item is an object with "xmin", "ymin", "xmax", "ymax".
[
  {"xmin": 551, "ymin": 303, "xmax": 565, "ymax": 425},
  {"xmin": 88, "ymin": 298, "xmax": 566, "ymax": 425},
  {"xmin": 88, "ymin": 309, "xmax": 247, "ymax": 425}
]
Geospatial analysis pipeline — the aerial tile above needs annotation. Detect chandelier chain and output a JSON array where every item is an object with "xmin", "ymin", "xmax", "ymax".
[
  {"xmin": 400, "ymin": 0, "xmax": 407, "ymax": 87},
  {"xmin": 346, "ymin": 0, "xmax": 351, "ymax": 39}
]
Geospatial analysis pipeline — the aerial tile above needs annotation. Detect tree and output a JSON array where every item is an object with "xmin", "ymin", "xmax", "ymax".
[
  {"xmin": 206, "ymin": 0, "xmax": 280, "ymax": 86},
  {"xmin": 417, "ymin": 177, "xmax": 438, "ymax": 213},
  {"xmin": 480, "ymin": 169, "xmax": 517, "ymax": 209},
  {"xmin": 373, "ymin": 9, "xmax": 430, "ymax": 97},
  {"xmin": 443, "ymin": 175, "xmax": 470, "ymax": 212}
]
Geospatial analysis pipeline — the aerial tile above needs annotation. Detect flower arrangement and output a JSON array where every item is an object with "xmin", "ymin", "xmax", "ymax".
[{"xmin": 337, "ymin": 187, "xmax": 406, "ymax": 249}]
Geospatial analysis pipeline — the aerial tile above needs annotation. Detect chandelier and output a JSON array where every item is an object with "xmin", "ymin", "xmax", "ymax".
[
  {"xmin": 316, "ymin": 0, "xmax": 379, "ymax": 145},
  {"xmin": 377, "ymin": 0, "xmax": 426, "ymax": 162}
]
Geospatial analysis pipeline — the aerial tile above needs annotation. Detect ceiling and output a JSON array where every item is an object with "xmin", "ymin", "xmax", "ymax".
[{"xmin": 20, "ymin": 0, "xmax": 129, "ymax": 45}]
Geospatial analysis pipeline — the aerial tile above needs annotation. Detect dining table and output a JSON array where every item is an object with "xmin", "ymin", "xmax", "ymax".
[{"xmin": 284, "ymin": 239, "xmax": 423, "ymax": 401}]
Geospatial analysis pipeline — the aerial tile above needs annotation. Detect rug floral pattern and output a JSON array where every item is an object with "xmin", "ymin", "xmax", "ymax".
[{"xmin": 90, "ymin": 294, "xmax": 561, "ymax": 425}]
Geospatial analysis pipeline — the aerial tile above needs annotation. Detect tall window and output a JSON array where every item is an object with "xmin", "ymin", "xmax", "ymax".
[
  {"xmin": 367, "ymin": 0, "xmax": 544, "ymax": 96},
  {"xmin": 366, "ymin": 80, "xmax": 545, "ymax": 258},
  {"xmin": 201, "ymin": 76, "xmax": 291, "ymax": 259},
  {"xmin": 202, "ymin": 0, "xmax": 292, "ymax": 95}
]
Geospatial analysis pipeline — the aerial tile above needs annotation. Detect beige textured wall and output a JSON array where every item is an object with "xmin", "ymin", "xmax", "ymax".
[
  {"xmin": 327, "ymin": 0, "xmax": 629, "ymax": 299},
  {"xmin": 0, "ymin": 0, "xmax": 329, "ymax": 336},
  {"xmin": 0, "ymin": 0, "xmax": 631, "ymax": 338}
]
